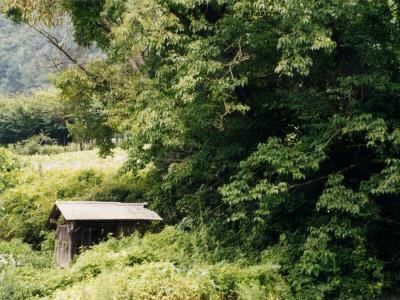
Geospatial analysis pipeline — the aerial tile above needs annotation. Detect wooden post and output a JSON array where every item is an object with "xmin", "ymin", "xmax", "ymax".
[{"xmin": 68, "ymin": 222, "xmax": 76, "ymax": 264}]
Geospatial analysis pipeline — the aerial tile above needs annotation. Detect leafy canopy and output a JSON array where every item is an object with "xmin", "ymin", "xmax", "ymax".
[{"xmin": 3, "ymin": 0, "xmax": 400, "ymax": 298}]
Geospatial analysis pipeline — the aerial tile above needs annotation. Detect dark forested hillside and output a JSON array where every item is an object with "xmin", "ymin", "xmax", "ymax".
[{"xmin": 0, "ymin": 15, "xmax": 52, "ymax": 94}]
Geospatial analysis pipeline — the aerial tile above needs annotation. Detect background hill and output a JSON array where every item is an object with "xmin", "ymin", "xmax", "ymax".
[
  {"xmin": 0, "ymin": 15, "xmax": 99, "ymax": 95},
  {"xmin": 0, "ymin": 15, "xmax": 53, "ymax": 94}
]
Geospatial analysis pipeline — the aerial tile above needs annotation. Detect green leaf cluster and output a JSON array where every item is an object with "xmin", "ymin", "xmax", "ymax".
[
  {"xmin": 0, "ymin": 90, "xmax": 69, "ymax": 146},
  {"xmin": 3, "ymin": 0, "xmax": 400, "ymax": 298}
]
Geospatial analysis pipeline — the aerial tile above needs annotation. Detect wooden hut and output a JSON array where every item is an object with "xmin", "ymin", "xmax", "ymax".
[{"xmin": 46, "ymin": 201, "xmax": 162, "ymax": 267}]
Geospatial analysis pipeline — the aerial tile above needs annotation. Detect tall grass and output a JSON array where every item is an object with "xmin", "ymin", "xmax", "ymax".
[
  {"xmin": 0, "ymin": 227, "xmax": 292, "ymax": 300},
  {"xmin": 20, "ymin": 148, "xmax": 127, "ymax": 172}
]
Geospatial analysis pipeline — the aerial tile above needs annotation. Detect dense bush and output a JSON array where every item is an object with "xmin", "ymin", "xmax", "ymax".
[
  {"xmin": 0, "ymin": 239, "xmax": 53, "ymax": 270},
  {"xmin": 84, "ymin": 171, "xmax": 146, "ymax": 203},
  {"xmin": 0, "ymin": 227, "xmax": 292, "ymax": 300},
  {"xmin": 2, "ymin": 0, "xmax": 400, "ymax": 298},
  {"xmin": 0, "ymin": 239, "xmax": 57, "ymax": 300},
  {"xmin": 0, "ymin": 149, "xmax": 291, "ymax": 299},
  {"xmin": 0, "ymin": 168, "xmax": 104, "ymax": 244},
  {"xmin": 56, "ymin": 232, "xmax": 290, "ymax": 300},
  {"xmin": 8, "ymin": 133, "xmax": 68, "ymax": 155},
  {"xmin": 0, "ymin": 90, "xmax": 69, "ymax": 145},
  {"xmin": 0, "ymin": 149, "xmax": 130, "ymax": 246},
  {"xmin": 0, "ymin": 148, "xmax": 19, "ymax": 194}
]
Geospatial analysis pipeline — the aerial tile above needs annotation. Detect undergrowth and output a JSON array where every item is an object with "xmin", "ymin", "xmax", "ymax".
[{"xmin": 0, "ymin": 227, "xmax": 292, "ymax": 300}]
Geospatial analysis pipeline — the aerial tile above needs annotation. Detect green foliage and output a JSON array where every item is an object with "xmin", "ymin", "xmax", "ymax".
[
  {"xmin": 0, "ymin": 150, "xmax": 126, "ymax": 245},
  {"xmin": 220, "ymin": 114, "xmax": 399, "ymax": 298},
  {"xmin": 41, "ymin": 0, "xmax": 400, "ymax": 297},
  {"xmin": 61, "ymin": 0, "xmax": 125, "ymax": 49},
  {"xmin": 85, "ymin": 171, "xmax": 146, "ymax": 203},
  {"xmin": 0, "ymin": 227, "xmax": 291, "ymax": 300},
  {"xmin": 0, "ymin": 168, "xmax": 102, "ymax": 244},
  {"xmin": 0, "ymin": 239, "xmax": 53, "ymax": 269},
  {"xmin": 2, "ymin": 0, "xmax": 400, "ymax": 298},
  {"xmin": 0, "ymin": 239, "xmax": 56, "ymax": 300},
  {"xmin": 0, "ymin": 90, "xmax": 69, "ymax": 145},
  {"xmin": 8, "ymin": 133, "xmax": 68, "ymax": 155},
  {"xmin": 54, "ymin": 262, "xmax": 287, "ymax": 300},
  {"xmin": 1, "ymin": 168, "xmax": 104, "ymax": 243},
  {"xmin": 0, "ymin": 148, "xmax": 19, "ymax": 193},
  {"xmin": 55, "ymin": 66, "xmax": 116, "ymax": 156}
]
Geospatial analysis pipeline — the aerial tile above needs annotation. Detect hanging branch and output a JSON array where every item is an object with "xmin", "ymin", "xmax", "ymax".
[
  {"xmin": 287, "ymin": 161, "xmax": 363, "ymax": 191},
  {"xmin": 24, "ymin": 21, "xmax": 92, "ymax": 77}
]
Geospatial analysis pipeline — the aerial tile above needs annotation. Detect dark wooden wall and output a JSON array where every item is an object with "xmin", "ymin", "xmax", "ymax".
[{"xmin": 54, "ymin": 220, "xmax": 151, "ymax": 267}]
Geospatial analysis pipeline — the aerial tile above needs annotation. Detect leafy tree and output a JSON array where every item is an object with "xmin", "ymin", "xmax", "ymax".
[
  {"xmin": 3, "ymin": 0, "xmax": 400, "ymax": 298},
  {"xmin": 0, "ymin": 90, "xmax": 69, "ymax": 145}
]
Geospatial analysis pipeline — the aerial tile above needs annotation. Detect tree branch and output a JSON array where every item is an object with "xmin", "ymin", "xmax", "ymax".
[
  {"xmin": 95, "ymin": 20, "xmax": 112, "ymax": 33},
  {"xmin": 24, "ymin": 21, "xmax": 92, "ymax": 77},
  {"xmin": 287, "ymin": 162, "xmax": 362, "ymax": 191}
]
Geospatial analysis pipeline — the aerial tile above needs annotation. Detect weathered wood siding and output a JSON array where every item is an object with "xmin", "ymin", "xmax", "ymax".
[
  {"xmin": 53, "ymin": 221, "xmax": 152, "ymax": 267},
  {"xmin": 54, "ymin": 224, "xmax": 72, "ymax": 267}
]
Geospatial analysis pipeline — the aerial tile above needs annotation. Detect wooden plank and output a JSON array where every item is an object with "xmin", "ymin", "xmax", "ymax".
[{"xmin": 54, "ymin": 224, "xmax": 71, "ymax": 267}]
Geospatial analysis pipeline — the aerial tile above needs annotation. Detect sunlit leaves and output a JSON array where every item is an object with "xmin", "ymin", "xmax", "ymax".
[
  {"xmin": 0, "ymin": 149, "xmax": 19, "ymax": 194},
  {"xmin": 317, "ymin": 174, "xmax": 368, "ymax": 216},
  {"xmin": 6, "ymin": 0, "xmax": 400, "ymax": 297}
]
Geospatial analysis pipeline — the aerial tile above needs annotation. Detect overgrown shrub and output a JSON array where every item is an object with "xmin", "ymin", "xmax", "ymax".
[
  {"xmin": 0, "ymin": 149, "xmax": 129, "ymax": 246},
  {"xmin": 84, "ymin": 171, "xmax": 145, "ymax": 203},
  {"xmin": 0, "ymin": 239, "xmax": 53, "ymax": 269},
  {"xmin": 0, "ymin": 168, "xmax": 105, "ymax": 244},
  {"xmin": 0, "ymin": 239, "xmax": 57, "ymax": 300},
  {"xmin": 53, "ymin": 228, "xmax": 290, "ymax": 299},
  {"xmin": 0, "ymin": 148, "xmax": 19, "ymax": 194},
  {"xmin": 51, "ymin": 262, "xmax": 290, "ymax": 300},
  {"xmin": 8, "ymin": 133, "xmax": 67, "ymax": 155},
  {"xmin": 0, "ymin": 90, "xmax": 69, "ymax": 145},
  {"xmin": 0, "ymin": 227, "xmax": 291, "ymax": 300}
]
